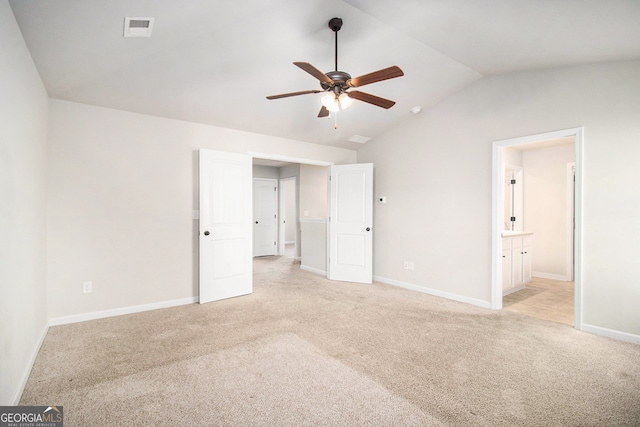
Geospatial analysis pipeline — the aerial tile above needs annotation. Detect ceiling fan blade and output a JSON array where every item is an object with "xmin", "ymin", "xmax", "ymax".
[
  {"xmin": 266, "ymin": 90, "xmax": 323, "ymax": 100},
  {"xmin": 348, "ymin": 91, "xmax": 396, "ymax": 109},
  {"xmin": 317, "ymin": 106, "xmax": 330, "ymax": 118},
  {"xmin": 294, "ymin": 62, "xmax": 334, "ymax": 85},
  {"xmin": 347, "ymin": 66, "xmax": 404, "ymax": 88}
]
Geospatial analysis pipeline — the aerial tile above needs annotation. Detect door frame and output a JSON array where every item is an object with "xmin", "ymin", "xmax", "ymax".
[
  {"xmin": 566, "ymin": 162, "xmax": 575, "ymax": 281},
  {"xmin": 278, "ymin": 177, "xmax": 297, "ymax": 256},
  {"xmin": 491, "ymin": 127, "xmax": 584, "ymax": 330}
]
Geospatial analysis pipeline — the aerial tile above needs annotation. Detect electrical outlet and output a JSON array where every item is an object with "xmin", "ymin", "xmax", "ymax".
[
  {"xmin": 83, "ymin": 281, "xmax": 92, "ymax": 293},
  {"xmin": 403, "ymin": 261, "xmax": 409, "ymax": 270},
  {"xmin": 408, "ymin": 262, "xmax": 415, "ymax": 271}
]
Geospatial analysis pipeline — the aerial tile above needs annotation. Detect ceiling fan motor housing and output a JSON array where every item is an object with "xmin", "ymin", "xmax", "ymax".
[{"xmin": 321, "ymin": 71, "xmax": 352, "ymax": 92}]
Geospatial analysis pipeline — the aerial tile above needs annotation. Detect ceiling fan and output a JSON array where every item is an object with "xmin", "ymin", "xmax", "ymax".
[{"xmin": 266, "ymin": 17, "xmax": 404, "ymax": 118}]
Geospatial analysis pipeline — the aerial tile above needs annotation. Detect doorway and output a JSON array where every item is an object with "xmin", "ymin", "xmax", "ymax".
[
  {"xmin": 279, "ymin": 177, "xmax": 297, "ymax": 257},
  {"xmin": 492, "ymin": 128, "xmax": 583, "ymax": 330},
  {"xmin": 250, "ymin": 152, "xmax": 333, "ymax": 269}
]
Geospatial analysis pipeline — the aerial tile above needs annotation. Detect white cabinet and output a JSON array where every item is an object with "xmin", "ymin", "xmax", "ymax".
[{"xmin": 502, "ymin": 233, "xmax": 532, "ymax": 295}]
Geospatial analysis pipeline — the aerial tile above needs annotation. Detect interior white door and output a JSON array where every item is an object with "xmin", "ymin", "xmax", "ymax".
[
  {"xmin": 199, "ymin": 149, "xmax": 252, "ymax": 303},
  {"xmin": 253, "ymin": 178, "xmax": 278, "ymax": 256},
  {"xmin": 328, "ymin": 163, "xmax": 373, "ymax": 284}
]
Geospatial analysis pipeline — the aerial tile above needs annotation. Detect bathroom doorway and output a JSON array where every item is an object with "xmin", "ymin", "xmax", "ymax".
[{"xmin": 492, "ymin": 128, "xmax": 583, "ymax": 330}]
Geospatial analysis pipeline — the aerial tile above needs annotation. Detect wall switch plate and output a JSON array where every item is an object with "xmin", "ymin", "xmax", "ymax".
[
  {"xmin": 83, "ymin": 281, "xmax": 92, "ymax": 293},
  {"xmin": 192, "ymin": 210, "xmax": 199, "ymax": 220}
]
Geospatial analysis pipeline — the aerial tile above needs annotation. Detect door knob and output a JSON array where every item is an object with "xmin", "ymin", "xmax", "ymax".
[
  {"xmin": 366, "ymin": 227, "xmax": 371, "ymax": 231},
  {"xmin": 255, "ymin": 221, "xmax": 259, "ymax": 224},
  {"xmin": 204, "ymin": 231, "xmax": 210, "ymax": 236}
]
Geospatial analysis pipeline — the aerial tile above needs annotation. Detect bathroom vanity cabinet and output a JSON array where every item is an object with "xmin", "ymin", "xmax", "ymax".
[{"xmin": 502, "ymin": 232, "xmax": 533, "ymax": 295}]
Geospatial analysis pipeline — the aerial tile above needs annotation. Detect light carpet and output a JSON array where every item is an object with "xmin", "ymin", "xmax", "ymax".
[{"xmin": 20, "ymin": 256, "xmax": 640, "ymax": 426}]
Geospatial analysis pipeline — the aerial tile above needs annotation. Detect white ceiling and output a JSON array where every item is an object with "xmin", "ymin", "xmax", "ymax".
[{"xmin": 9, "ymin": 0, "xmax": 640, "ymax": 150}]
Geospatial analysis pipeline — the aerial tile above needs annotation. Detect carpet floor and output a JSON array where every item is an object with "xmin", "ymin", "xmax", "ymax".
[{"xmin": 20, "ymin": 256, "xmax": 640, "ymax": 426}]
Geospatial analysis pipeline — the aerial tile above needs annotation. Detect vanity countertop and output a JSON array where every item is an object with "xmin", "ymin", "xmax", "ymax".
[{"xmin": 501, "ymin": 230, "xmax": 534, "ymax": 237}]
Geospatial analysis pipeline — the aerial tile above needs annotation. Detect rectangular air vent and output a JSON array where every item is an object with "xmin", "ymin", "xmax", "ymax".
[
  {"xmin": 124, "ymin": 17, "xmax": 154, "ymax": 37},
  {"xmin": 348, "ymin": 135, "xmax": 372, "ymax": 144}
]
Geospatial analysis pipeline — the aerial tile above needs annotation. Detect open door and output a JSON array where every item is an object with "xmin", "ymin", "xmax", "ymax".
[
  {"xmin": 328, "ymin": 163, "xmax": 373, "ymax": 284},
  {"xmin": 199, "ymin": 149, "xmax": 252, "ymax": 303}
]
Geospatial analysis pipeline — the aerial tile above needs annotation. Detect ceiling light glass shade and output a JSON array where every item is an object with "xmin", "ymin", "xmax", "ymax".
[
  {"xmin": 338, "ymin": 92, "xmax": 353, "ymax": 109},
  {"xmin": 321, "ymin": 92, "xmax": 353, "ymax": 112}
]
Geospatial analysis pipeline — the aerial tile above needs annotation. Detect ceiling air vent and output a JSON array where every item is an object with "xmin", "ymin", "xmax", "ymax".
[
  {"xmin": 348, "ymin": 135, "xmax": 372, "ymax": 144},
  {"xmin": 123, "ymin": 17, "xmax": 154, "ymax": 37}
]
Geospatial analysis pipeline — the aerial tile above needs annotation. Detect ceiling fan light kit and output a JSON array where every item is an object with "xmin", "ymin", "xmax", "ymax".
[{"xmin": 267, "ymin": 17, "xmax": 404, "ymax": 121}]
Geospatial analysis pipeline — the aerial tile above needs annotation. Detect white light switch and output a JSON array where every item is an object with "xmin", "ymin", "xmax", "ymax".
[{"xmin": 192, "ymin": 210, "xmax": 199, "ymax": 220}]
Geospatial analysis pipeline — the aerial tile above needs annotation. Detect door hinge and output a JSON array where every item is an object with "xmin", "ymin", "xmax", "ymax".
[
  {"xmin": 511, "ymin": 179, "xmax": 516, "ymax": 184},
  {"xmin": 510, "ymin": 216, "xmax": 516, "ymax": 222}
]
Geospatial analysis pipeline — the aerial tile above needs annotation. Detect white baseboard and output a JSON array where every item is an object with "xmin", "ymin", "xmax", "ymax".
[
  {"xmin": 532, "ymin": 271, "xmax": 571, "ymax": 281},
  {"xmin": 581, "ymin": 323, "xmax": 640, "ymax": 345},
  {"xmin": 374, "ymin": 276, "xmax": 492, "ymax": 309},
  {"xmin": 49, "ymin": 297, "xmax": 198, "ymax": 326},
  {"xmin": 12, "ymin": 323, "xmax": 48, "ymax": 405},
  {"xmin": 300, "ymin": 265, "xmax": 326, "ymax": 276}
]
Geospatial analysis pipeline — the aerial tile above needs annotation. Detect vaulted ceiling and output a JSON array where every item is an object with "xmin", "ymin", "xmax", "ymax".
[{"xmin": 9, "ymin": 0, "xmax": 640, "ymax": 149}]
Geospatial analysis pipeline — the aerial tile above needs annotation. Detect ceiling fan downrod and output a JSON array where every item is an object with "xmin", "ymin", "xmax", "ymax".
[{"xmin": 328, "ymin": 17, "xmax": 343, "ymax": 72}]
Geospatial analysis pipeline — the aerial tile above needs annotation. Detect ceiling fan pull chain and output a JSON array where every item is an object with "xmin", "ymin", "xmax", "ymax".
[{"xmin": 334, "ymin": 112, "xmax": 338, "ymax": 129}]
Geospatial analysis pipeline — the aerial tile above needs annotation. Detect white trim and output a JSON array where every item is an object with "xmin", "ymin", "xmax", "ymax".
[
  {"xmin": 374, "ymin": 276, "xmax": 492, "ymax": 309},
  {"xmin": 581, "ymin": 324, "xmax": 640, "ymax": 345},
  {"xmin": 12, "ymin": 323, "xmax": 49, "ymax": 405},
  {"xmin": 300, "ymin": 265, "xmax": 326, "ymax": 276},
  {"xmin": 49, "ymin": 297, "xmax": 197, "ymax": 326},
  {"xmin": 573, "ymin": 129, "xmax": 584, "ymax": 330},
  {"xmin": 532, "ymin": 271, "xmax": 571, "ymax": 281},
  {"xmin": 492, "ymin": 127, "xmax": 584, "ymax": 332},
  {"xmin": 248, "ymin": 152, "xmax": 334, "ymax": 167},
  {"xmin": 566, "ymin": 162, "xmax": 576, "ymax": 281}
]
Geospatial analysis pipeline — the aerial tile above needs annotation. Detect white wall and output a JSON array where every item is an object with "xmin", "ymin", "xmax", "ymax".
[
  {"xmin": 299, "ymin": 164, "xmax": 328, "ymax": 219},
  {"xmin": 357, "ymin": 60, "xmax": 640, "ymax": 338},
  {"xmin": 523, "ymin": 143, "xmax": 574, "ymax": 278},
  {"xmin": 46, "ymin": 99, "xmax": 356, "ymax": 321},
  {"xmin": 252, "ymin": 165, "xmax": 279, "ymax": 179},
  {"xmin": 0, "ymin": 0, "xmax": 49, "ymax": 404}
]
